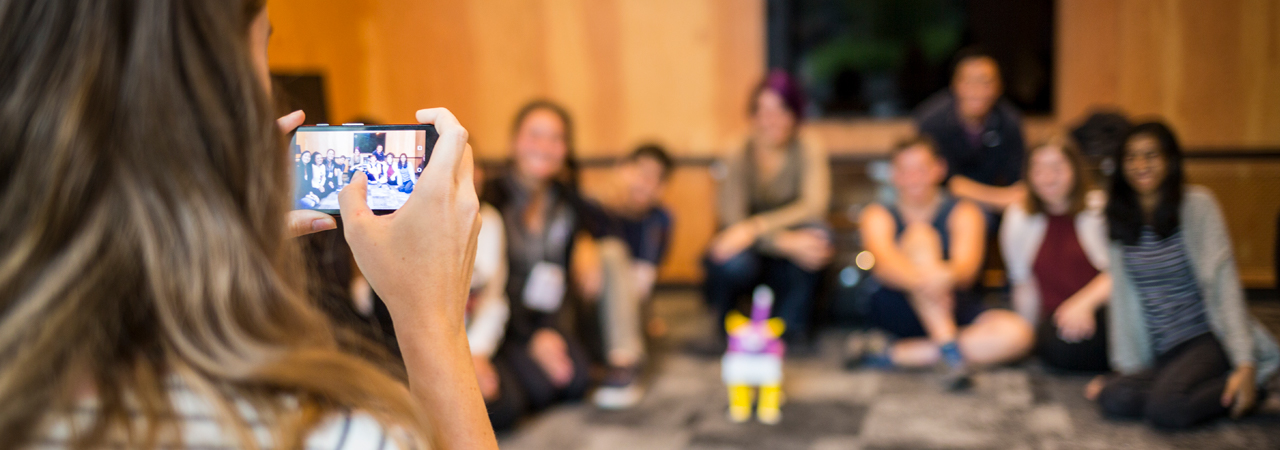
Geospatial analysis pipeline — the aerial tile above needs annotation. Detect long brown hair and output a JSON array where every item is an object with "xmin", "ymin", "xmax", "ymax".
[
  {"xmin": 0, "ymin": 1, "xmax": 422, "ymax": 448},
  {"xmin": 1023, "ymin": 136, "xmax": 1093, "ymax": 216}
]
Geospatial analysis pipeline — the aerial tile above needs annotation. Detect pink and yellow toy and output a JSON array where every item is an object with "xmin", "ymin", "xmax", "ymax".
[{"xmin": 721, "ymin": 286, "xmax": 786, "ymax": 424}]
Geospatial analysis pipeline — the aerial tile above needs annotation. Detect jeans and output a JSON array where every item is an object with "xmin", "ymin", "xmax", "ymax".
[
  {"xmin": 702, "ymin": 250, "xmax": 822, "ymax": 343},
  {"xmin": 500, "ymin": 330, "xmax": 591, "ymax": 412},
  {"xmin": 1096, "ymin": 333, "xmax": 1239, "ymax": 429}
]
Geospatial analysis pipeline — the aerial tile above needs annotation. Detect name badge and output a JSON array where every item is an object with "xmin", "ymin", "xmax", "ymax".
[{"xmin": 523, "ymin": 262, "xmax": 566, "ymax": 313}]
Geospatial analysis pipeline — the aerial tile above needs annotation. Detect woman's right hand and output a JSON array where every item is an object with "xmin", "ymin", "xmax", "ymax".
[
  {"xmin": 340, "ymin": 108, "xmax": 481, "ymax": 325},
  {"xmin": 1054, "ymin": 297, "xmax": 1098, "ymax": 343},
  {"xmin": 709, "ymin": 221, "xmax": 759, "ymax": 263},
  {"xmin": 529, "ymin": 328, "xmax": 574, "ymax": 387},
  {"xmin": 341, "ymin": 108, "xmax": 497, "ymax": 450}
]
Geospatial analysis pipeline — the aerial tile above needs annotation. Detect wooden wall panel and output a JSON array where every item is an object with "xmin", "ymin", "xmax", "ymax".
[
  {"xmin": 269, "ymin": 0, "xmax": 762, "ymax": 160},
  {"xmin": 1057, "ymin": 0, "xmax": 1280, "ymax": 147},
  {"xmin": 1186, "ymin": 160, "xmax": 1280, "ymax": 287}
]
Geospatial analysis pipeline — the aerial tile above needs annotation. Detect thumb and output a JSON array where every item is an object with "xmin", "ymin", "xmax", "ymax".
[
  {"xmin": 339, "ymin": 172, "xmax": 373, "ymax": 222},
  {"xmin": 276, "ymin": 110, "xmax": 305, "ymax": 135}
]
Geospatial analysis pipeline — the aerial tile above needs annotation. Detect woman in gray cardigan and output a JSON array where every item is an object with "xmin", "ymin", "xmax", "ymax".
[{"xmin": 1091, "ymin": 121, "xmax": 1278, "ymax": 429}]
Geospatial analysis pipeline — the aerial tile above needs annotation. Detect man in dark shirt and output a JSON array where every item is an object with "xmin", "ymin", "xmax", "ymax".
[
  {"xmin": 914, "ymin": 51, "xmax": 1027, "ymax": 215},
  {"xmin": 574, "ymin": 144, "xmax": 674, "ymax": 410}
]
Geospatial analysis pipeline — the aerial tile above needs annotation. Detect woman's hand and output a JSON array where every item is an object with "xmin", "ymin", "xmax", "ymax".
[
  {"xmin": 773, "ymin": 228, "xmax": 833, "ymax": 272},
  {"xmin": 529, "ymin": 328, "xmax": 574, "ymax": 388},
  {"xmin": 1222, "ymin": 365, "xmax": 1257, "ymax": 419},
  {"xmin": 709, "ymin": 221, "xmax": 760, "ymax": 263},
  {"xmin": 279, "ymin": 110, "xmax": 337, "ymax": 237},
  {"xmin": 340, "ymin": 108, "xmax": 496, "ymax": 449},
  {"xmin": 340, "ymin": 108, "xmax": 481, "ymax": 324},
  {"xmin": 1053, "ymin": 297, "xmax": 1098, "ymax": 343}
]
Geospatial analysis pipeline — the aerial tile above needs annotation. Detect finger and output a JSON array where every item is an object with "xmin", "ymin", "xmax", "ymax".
[
  {"xmin": 1221, "ymin": 382, "xmax": 1237, "ymax": 407},
  {"xmin": 338, "ymin": 172, "xmax": 374, "ymax": 223},
  {"xmin": 287, "ymin": 209, "xmax": 337, "ymax": 237},
  {"xmin": 415, "ymin": 108, "xmax": 469, "ymax": 179},
  {"xmin": 458, "ymin": 143, "xmax": 476, "ymax": 189},
  {"xmin": 277, "ymin": 110, "xmax": 305, "ymax": 135}
]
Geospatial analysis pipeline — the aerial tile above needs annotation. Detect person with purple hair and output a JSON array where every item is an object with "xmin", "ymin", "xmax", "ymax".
[{"xmin": 699, "ymin": 70, "xmax": 833, "ymax": 354}]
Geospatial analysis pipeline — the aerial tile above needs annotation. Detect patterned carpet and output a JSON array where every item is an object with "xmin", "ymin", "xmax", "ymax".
[{"xmin": 498, "ymin": 290, "xmax": 1280, "ymax": 450}]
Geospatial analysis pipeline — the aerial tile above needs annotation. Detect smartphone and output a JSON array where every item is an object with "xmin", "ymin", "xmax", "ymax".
[{"xmin": 290, "ymin": 124, "xmax": 437, "ymax": 214}]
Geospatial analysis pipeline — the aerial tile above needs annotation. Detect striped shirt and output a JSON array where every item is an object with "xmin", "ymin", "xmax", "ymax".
[
  {"xmin": 35, "ymin": 378, "xmax": 406, "ymax": 450},
  {"xmin": 1122, "ymin": 227, "xmax": 1212, "ymax": 356}
]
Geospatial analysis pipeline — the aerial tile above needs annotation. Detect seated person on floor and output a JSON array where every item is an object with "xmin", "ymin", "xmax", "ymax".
[
  {"xmin": 467, "ymin": 194, "xmax": 527, "ymax": 431},
  {"xmin": 572, "ymin": 144, "xmax": 675, "ymax": 410},
  {"xmin": 1088, "ymin": 121, "xmax": 1280, "ymax": 429},
  {"xmin": 914, "ymin": 49, "xmax": 1027, "ymax": 223},
  {"xmin": 482, "ymin": 100, "xmax": 592, "ymax": 412},
  {"xmin": 703, "ymin": 70, "xmax": 833, "ymax": 353},
  {"xmin": 1001, "ymin": 138, "xmax": 1112, "ymax": 372},
  {"xmin": 852, "ymin": 137, "xmax": 1033, "ymax": 390}
]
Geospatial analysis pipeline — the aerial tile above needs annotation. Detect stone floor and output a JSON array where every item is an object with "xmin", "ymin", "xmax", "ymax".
[{"xmin": 498, "ymin": 290, "xmax": 1280, "ymax": 450}]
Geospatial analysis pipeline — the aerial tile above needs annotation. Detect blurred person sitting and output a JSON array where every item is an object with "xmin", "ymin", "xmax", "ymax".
[
  {"xmin": 852, "ymin": 137, "xmax": 1033, "ymax": 390},
  {"xmin": 467, "ymin": 177, "xmax": 527, "ymax": 431},
  {"xmin": 482, "ymin": 100, "xmax": 593, "ymax": 412},
  {"xmin": 1001, "ymin": 138, "xmax": 1112, "ymax": 372},
  {"xmin": 914, "ymin": 49, "xmax": 1027, "ymax": 216},
  {"xmin": 0, "ymin": 1, "xmax": 497, "ymax": 448},
  {"xmin": 1089, "ymin": 121, "xmax": 1279, "ymax": 429},
  {"xmin": 572, "ymin": 144, "xmax": 675, "ymax": 409},
  {"xmin": 702, "ymin": 70, "xmax": 833, "ymax": 354}
]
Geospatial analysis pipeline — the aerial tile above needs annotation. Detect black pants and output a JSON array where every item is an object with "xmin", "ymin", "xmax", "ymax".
[
  {"xmin": 500, "ymin": 330, "xmax": 591, "ymax": 412},
  {"xmin": 1096, "ymin": 333, "xmax": 1235, "ymax": 429},
  {"xmin": 703, "ymin": 250, "xmax": 821, "ymax": 343},
  {"xmin": 484, "ymin": 358, "xmax": 527, "ymax": 431},
  {"xmin": 1035, "ymin": 309, "xmax": 1110, "ymax": 372}
]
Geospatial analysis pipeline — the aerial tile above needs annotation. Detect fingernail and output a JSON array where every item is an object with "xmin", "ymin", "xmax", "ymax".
[{"xmin": 312, "ymin": 218, "xmax": 335, "ymax": 231}]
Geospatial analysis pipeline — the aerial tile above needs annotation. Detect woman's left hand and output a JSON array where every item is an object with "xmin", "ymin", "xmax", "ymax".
[
  {"xmin": 1222, "ymin": 365, "xmax": 1257, "ymax": 419},
  {"xmin": 279, "ymin": 110, "xmax": 337, "ymax": 237}
]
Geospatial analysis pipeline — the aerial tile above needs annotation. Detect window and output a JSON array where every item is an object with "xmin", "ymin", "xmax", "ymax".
[{"xmin": 768, "ymin": 0, "xmax": 1054, "ymax": 118}]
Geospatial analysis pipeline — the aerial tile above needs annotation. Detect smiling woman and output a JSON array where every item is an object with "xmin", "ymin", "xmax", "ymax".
[{"xmin": 0, "ymin": 1, "xmax": 495, "ymax": 449}]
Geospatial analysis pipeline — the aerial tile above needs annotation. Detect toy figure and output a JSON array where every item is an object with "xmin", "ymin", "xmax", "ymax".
[{"xmin": 721, "ymin": 285, "xmax": 786, "ymax": 424}]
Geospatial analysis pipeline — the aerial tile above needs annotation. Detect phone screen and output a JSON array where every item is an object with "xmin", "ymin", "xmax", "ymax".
[{"xmin": 290, "ymin": 125, "xmax": 437, "ymax": 213}]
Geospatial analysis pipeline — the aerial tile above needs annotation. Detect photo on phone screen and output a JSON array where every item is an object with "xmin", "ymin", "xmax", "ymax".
[{"xmin": 290, "ymin": 125, "xmax": 437, "ymax": 213}]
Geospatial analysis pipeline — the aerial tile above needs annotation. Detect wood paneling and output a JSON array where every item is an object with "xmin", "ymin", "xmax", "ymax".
[
  {"xmin": 1186, "ymin": 160, "xmax": 1280, "ymax": 287},
  {"xmin": 268, "ymin": 0, "xmax": 763, "ymax": 160},
  {"xmin": 1057, "ymin": 0, "xmax": 1280, "ymax": 147}
]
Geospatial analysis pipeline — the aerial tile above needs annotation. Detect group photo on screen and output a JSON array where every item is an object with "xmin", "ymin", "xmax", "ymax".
[{"xmin": 292, "ymin": 129, "xmax": 428, "ymax": 211}]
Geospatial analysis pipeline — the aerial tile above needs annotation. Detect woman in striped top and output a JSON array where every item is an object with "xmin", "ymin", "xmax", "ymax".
[
  {"xmin": 1091, "ymin": 121, "xmax": 1279, "ymax": 429},
  {"xmin": 0, "ymin": 1, "xmax": 498, "ymax": 448}
]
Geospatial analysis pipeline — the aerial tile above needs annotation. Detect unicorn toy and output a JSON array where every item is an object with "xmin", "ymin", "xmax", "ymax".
[{"xmin": 721, "ymin": 285, "xmax": 786, "ymax": 424}]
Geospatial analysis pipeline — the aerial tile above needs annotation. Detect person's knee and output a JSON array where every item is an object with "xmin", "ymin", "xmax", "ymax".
[
  {"xmin": 705, "ymin": 251, "xmax": 758, "ymax": 280},
  {"xmin": 1097, "ymin": 383, "xmax": 1144, "ymax": 418},
  {"xmin": 1144, "ymin": 395, "xmax": 1206, "ymax": 429},
  {"xmin": 988, "ymin": 310, "xmax": 1034, "ymax": 347},
  {"xmin": 959, "ymin": 310, "xmax": 1033, "ymax": 365},
  {"xmin": 597, "ymin": 238, "xmax": 631, "ymax": 269}
]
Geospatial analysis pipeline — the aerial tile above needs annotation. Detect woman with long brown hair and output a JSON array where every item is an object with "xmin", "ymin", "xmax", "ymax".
[
  {"xmin": 1000, "ymin": 138, "xmax": 1112, "ymax": 372},
  {"xmin": 0, "ymin": 1, "xmax": 496, "ymax": 448}
]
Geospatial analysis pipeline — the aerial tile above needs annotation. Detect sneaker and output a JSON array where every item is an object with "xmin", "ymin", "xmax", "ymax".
[
  {"xmin": 941, "ymin": 364, "xmax": 974, "ymax": 392},
  {"xmin": 844, "ymin": 330, "xmax": 893, "ymax": 370},
  {"xmin": 593, "ymin": 364, "xmax": 644, "ymax": 410}
]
